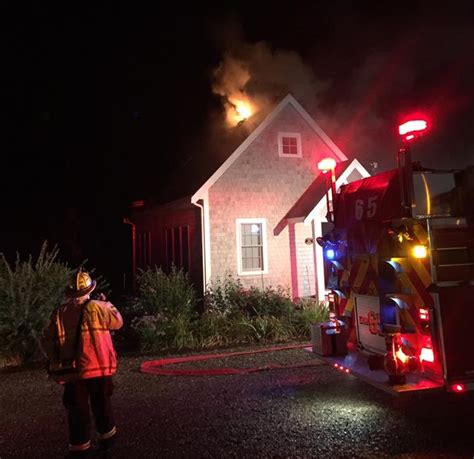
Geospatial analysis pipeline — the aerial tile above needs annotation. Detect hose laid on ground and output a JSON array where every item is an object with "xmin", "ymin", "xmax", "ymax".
[{"xmin": 140, "ymin": 343, "xmax": 317, "ymax": 376}]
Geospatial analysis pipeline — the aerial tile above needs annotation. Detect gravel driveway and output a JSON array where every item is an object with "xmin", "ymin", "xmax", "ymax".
[{"xmin": 1, "ymin": 345, "xmax": 474, "ymax": 458}]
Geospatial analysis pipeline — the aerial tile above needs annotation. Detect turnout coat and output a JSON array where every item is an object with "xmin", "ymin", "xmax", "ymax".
[{"xmin": 41, "ymin": 299, "xmax": 123, "ymax": 383}]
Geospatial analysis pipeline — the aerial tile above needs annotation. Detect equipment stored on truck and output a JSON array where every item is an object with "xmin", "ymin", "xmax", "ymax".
[{"xmin": 312, "ymin": 117, "xmax": 474, "ymax": 394}]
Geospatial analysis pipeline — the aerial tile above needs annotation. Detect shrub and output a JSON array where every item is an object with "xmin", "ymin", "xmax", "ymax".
[
  {"xmin": 135, "ymin": 265, "xmax": 197, "ymax": 317},
  {"xmin": 240, "ymin": 286, "xmax": 293, "ymax": 318},
  {"xmin": 132, "ymin": 313, "xmax": 196, "ymax": 352},
  {"xmin": 204, "ymin": 274, "xmax": 293, "ymax": 319},
  {"xmin": 0, "ymin": 242, "xmax": 72, "ymax": 363},
  {"xmin": 196, "ymin": 312, "xmax": 234, "ymax": 348},
  {"xmin": 238, "ymin": 315, "xmax": 293, "ymax": 342},
  {"xmin": 132, "ymin": 269, "xmax": 330, "ymax": 351},
  {"xmin": 291, "ymin": 298, "xmax": 330, "ymax": 338},
  {"xmin": 132, "ymin": 266, "xmax": 198, "ymax": 351},
  {"xmin": 0, "ymin": 242, "xmax": 113, "ymax": 365},
  {"xmin": 203, "ymin": 274, "xmax": 244, "ymax": 316}
]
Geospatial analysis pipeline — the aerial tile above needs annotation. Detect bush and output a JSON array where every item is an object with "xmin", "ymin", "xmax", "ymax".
[
  {"xmin": 237, "ymin": 315, "xmax": 293, "ymax": 342},
  {"xmin": 0, "ymin": 243, "xmax": 72, "ymax": 363},
  {"xmin": 204, "ymin": 274, "xmax": 293, "ymax": 319},
  {"xmin": 132, "ymin": 269, "xmax": 330, "ymax": 352},
  {"xmin": 196, "ymin": 312, "xmax": 234, "ymax": 348},
  {"xmin": 0, "ymin": 242, "xmax": 113, "ymax": 365},
  {"xmin": 290, "ymin": 298, "xmax": 330, "ymax": 338},
  {"xmin": 132, "ymin": 266, "xmax": 198, "ymax": 351},
  {"xmin": 132, "ymin": 313, "xmax": 196, "ymax": 352},
  {"xmin": 203, "ymin": 274, "xmax": 243, "ymax": 316},
  {"xmin": 240, "ymin": 286, "xmax": 293, "ymax": 318},
  {"xmin": 135, "ymin": 265, "xmax": 197, "ymax": 317}
]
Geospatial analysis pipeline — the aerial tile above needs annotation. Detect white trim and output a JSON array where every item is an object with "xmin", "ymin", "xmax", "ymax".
[
  {"xmin": 191, "ymin": 94, "xmax": 347, "ymax": 203},
  {"xmin": 203, "ymin": 195, "xmax": 212, "ymax": 286},
  {"xmin": 193, "ymin": 200, "xmax": 206, "ymax": 291},
  {"xmin": 304, "ymin": 158, "xmax": 370, "ymax": 225},
  {"xmin": 236, "ymin": 218, "xmax": 269, "ymax": 276},
  {"xmin": 278, "ymin": 132, "xmax": 302, "ymax": 158},
  {"xmin": 192, "ymin": 194, "xmax": 212, "ymax": 291},
  {"xmin": 313, "ymin": 218, "xmax": 328, "ymax": 302}
]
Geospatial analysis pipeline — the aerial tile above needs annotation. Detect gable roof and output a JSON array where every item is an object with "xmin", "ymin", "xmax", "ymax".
[
  {"xmin": 273, "ymin": 158, "xmax": 370, "ymax": 235},
  {"xmin": 191, "ymin": 93, "xmax": 347, "ymax": 203}
]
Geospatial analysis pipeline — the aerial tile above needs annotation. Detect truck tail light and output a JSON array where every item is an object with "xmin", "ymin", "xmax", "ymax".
[
  {"xmin": 451, "ymin": 383, "xmax": 465, "ymax": 393},
  {"xmin": 419, "ymin": 308, "xmax": 430, "ymax": 321},
  {"xmin": 420, "ymin": 347, "xmax": 435, "ymax": 363}
]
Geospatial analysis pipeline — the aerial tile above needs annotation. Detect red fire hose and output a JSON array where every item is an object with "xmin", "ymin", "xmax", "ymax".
[{"xmin": 140, "ymin": 343, "xmax": 316, "ymax": 376}]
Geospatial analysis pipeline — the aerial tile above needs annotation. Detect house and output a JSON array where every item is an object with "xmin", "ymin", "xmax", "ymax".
[{"xmin": 130, "ymin": 94, "xmax": 369, "ymax": 300}]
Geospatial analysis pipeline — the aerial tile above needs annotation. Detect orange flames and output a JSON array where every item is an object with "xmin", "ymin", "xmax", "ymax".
[
  {"xmin": 212, "ymin": 55, "xmax": 258, "ymax": 127},
  {"xmin": 227, "ymin": 97, "xmax": 254, "ymax": 125}
]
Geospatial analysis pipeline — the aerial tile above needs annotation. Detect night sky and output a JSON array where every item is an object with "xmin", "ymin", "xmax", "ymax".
[{"xmin": 2, "ymin": 2, "xmax": 474, "ymax": 291}]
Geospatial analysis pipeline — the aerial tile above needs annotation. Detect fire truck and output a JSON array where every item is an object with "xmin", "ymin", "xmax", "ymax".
[{"xmin": 312, "ymin": 119, "xmax": 474, "ymax": 394}]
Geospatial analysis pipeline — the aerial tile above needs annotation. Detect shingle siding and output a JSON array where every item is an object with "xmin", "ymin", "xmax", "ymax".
[{"xmin": 208, "ymin": 104, "xmax": 337, "ymax": 294}]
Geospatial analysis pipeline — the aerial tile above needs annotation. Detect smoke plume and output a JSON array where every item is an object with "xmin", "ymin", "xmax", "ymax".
[{"xmin": 211, "ymin": 40, "xmax": 326, "ymax": 129}]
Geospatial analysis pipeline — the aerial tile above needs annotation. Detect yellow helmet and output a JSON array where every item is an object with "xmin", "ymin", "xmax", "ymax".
[{"xmin": 66, "ymin": 269, "xmax": 97, "ymax": 298}]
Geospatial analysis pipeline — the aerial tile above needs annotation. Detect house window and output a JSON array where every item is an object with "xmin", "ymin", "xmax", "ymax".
[
  {"xmin": 236, "ymin": 218, "xmax": 268, "ymax": 275},
  {"xmin": 165, "ymin": 225, "xmax": 191, "ymax": 272},
  {"xmin": 278, "ymin": 132, "xmax": 302, "ymax": 157}
]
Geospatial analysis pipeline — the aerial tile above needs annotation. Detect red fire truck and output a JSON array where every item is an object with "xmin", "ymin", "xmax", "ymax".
[{"xmin": 313, "ymin": 119, "xmax": 474, "ymax": 394}]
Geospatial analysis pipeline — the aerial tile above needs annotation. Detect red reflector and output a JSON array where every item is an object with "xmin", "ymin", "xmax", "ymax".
[
  {"xmin": 420, "ymin": 347, "xmax": 434, "ymax": 363},
  {"xmin": 419, "ymin": 308, "xmax": 430, "ymax": 321},
  {"xmin": 452, "ymin": 384, "xmax": 465, "ymax": 393}
]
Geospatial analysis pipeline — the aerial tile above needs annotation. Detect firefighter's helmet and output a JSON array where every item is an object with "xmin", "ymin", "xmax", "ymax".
[{"xmin": 66, "ymin": 269, "xmax": 96, "ymax": 298}]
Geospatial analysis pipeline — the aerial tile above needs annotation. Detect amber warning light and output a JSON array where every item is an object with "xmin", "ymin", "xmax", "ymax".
[{"xmin": 398, "ymin": 119, "xmax": 428, "ymax": 141}]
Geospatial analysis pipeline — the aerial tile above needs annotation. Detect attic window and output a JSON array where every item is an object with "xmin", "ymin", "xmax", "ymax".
[{"xmin": 278, "ymin": 132, "xmax": 302, "ymax": 158}]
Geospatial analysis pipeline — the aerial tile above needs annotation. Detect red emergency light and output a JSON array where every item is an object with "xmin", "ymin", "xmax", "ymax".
[
  {"xmin": 419, "ymin": 308, "xmax": 430, "ymax": 321},
  {"xmin": 451, "ymin": 383, "xmax": 465, "ymax": 393},
  {"xmin": 317, "ymin": 157, "xmax": 336, "ymax": 173},
  {"xmin": 398, "ymin": 119, "xmax": 428, "ymax": 141}
]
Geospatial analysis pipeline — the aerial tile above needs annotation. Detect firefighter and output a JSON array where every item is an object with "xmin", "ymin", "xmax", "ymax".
[{"xmin": 41, "ymin": 269, "xmax": 123, "ymax": 457}]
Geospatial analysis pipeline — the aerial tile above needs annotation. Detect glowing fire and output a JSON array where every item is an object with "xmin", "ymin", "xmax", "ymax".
[
  {"xmin": 227, "ymin": 97, "xmax": 254, "ymax": 125},
  {"xmin": 235, "ymin": 100, "xmax": 252, "ymax": 119}
]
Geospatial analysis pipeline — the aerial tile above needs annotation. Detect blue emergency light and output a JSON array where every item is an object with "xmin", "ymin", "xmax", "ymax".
[{"xmin": 325, "ymin": 248, "xmax": 336, "ymax": 260}]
